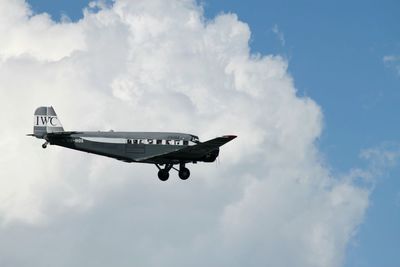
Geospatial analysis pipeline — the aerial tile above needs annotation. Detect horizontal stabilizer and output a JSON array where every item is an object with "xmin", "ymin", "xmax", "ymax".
[{"xmin": 46, "ymin": 131, "xmax": 82, "ymax": 136}]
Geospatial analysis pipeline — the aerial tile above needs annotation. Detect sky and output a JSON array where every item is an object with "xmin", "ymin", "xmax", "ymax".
[{"xmin": 0, "ymin": 0, "xmax": 399, "ymax": 266}]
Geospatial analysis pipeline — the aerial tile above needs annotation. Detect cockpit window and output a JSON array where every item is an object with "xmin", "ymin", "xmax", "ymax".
[{"xmin": 191, "ymin": 135, "xmax": 199, "ymax": 143}]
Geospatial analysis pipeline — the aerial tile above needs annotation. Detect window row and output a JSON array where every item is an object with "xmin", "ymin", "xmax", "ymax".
[{"xmin": 127, "ymin": 139, "xmax": 189, "ymax": 146}]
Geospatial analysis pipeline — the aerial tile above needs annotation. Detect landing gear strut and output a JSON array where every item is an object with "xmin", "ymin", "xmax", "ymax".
[
  {"xmin": 155, "ymin": 163, "xmax": 191, "ymax": 181},
  {"xmin": 42, "ymin": 141, "xmax": 49, "ymax": 149}
]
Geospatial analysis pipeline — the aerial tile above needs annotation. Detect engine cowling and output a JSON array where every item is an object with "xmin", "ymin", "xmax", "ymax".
[{"xmin": 202, "ymin": 149, "xmax": 219, "ymax": 162}]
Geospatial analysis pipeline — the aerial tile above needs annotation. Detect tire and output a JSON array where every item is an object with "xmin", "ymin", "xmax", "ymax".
[
  {"xmin": 158, "ymin": 170, "xmax": 169, "ymax": 181},
  {"xmin": 178, "ymin": 168, "xmax": 190, "ymax": 180}
]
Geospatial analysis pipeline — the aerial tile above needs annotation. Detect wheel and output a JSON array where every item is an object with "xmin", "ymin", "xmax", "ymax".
[
  {"xmin": 178, "ymin": 167, "xmax": 190, "ymax": 180},
  {"xmin": 42, "ymin": 143, "xmax": 47, "ymax": 149},
  {"xmin": 158, "ymin": 170, "xmax": 169, "ymax": 181}
]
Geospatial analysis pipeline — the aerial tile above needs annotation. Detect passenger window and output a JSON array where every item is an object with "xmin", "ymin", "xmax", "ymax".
[
  {"xmin": 156, "ymin": 140, "xmax": 162, "ymax": 145},
  {"xmin": 127, "ymin": 139, "xmax": 132, "ymax": 144},
  {"xmin": 148, "ymin": 139, "xmax": 154, "ymax": 144},
  {"xmin": 133, "ymin": 140, "xmax": 138, "ymax": 144},
  {"xmin": 165, "ymin": 140, "xmax": 171, "ymax": 145},
  {"xmin": 183, "ymin": 140, "xmax": 188, "ymax": 146}
]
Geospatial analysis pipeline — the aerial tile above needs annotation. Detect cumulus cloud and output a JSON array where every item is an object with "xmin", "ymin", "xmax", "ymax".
[{"xmin": 0, "ymin": 0, "xmax": 373, "ymax": 266}]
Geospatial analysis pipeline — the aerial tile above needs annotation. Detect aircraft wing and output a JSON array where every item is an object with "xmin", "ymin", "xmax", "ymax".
[
  {"xmin": 136, "ymin": 135, "xmax": 237, "ymax": 162},
  {"xmin": 172, "ymin": 135, "xmax": 237, "ymax": 158}
]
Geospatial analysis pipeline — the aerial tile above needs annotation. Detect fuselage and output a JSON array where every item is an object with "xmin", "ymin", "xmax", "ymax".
[{"xmin": 46, "ymin": 131, "xmax": 211, "ymax": 164}]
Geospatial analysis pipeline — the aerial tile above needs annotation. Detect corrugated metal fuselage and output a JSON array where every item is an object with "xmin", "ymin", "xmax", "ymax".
[{"xmin": 46, "ymin": 131, "xmax": 202, "ymax": 164}]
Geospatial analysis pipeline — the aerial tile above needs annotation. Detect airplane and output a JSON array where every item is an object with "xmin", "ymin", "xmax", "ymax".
[{"xmin": 28, "ymin": 106, "xmax": 237, "ymax": 181}]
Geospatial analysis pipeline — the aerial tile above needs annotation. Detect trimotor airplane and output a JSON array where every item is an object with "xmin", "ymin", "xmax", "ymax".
[{"xmin": 28, "ymin": 106, "xmax": 237, "ymax": 181}]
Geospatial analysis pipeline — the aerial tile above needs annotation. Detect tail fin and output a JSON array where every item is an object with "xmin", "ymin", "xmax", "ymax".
[{"xmin": 33, "ymin": 106, "xmax": 64, "ymax": 138}]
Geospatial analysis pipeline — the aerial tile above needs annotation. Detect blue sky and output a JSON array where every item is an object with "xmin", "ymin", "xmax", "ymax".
[{"xmin": 27, "ymin": 0, "xmax": 400, "ymax": 266}]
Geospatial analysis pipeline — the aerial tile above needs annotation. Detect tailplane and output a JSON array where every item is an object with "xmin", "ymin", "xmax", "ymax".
[{"xmin": 32, "ymin": 106, "xmax": 64, "ymax": 138}]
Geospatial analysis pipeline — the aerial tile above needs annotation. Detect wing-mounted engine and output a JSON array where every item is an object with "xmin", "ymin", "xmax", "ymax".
[{"xmin": 201, "ymin": 148, "xmax": 219, "ymax": 162}]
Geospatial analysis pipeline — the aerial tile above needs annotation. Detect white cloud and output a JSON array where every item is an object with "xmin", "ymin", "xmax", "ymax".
[
  {"xmin": 383, "ymin": 55, "xmax": 400, "ymax": 75},
  {"xmin": 272, "ymin": 24, "xmax": 285, "ymax": 46},
  {"xmin": 383, "ymin": 55, "xmax": 400, "ymax": 62},
  {"xmin": 0, "ymin": 0, "xmax": 375, "ymax": 266}
]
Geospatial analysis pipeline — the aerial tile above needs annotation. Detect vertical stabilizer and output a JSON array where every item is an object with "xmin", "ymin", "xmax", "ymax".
[{"xmin": 33, "ymin": 106, "xmax": 64, "ymax": 138}]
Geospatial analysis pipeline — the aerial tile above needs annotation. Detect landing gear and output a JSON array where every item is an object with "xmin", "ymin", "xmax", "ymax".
[
  {"xmin": 42, "ymin": 142, "xmax": 48, "ymax": 149},
  {"xmin": 178, "ymin": 163, "xmax": 190, "ymax": 180},
  {"xmin": 155, "ymin": 163, "xmax": 191, "ymax": 181},
  {"xmin": 156, "ymin": 164, "xmax": 173, "ymax": 181}
]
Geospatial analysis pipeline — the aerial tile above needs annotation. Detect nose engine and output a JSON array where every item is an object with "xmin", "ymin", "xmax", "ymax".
[{"xmin": 202, "ymin": 149, "xmax": 219, "ymax": 162}]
